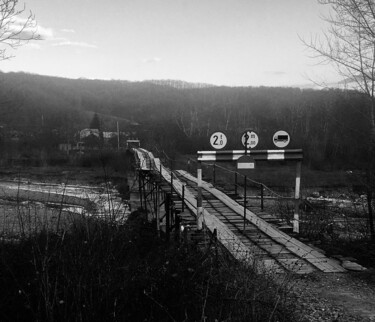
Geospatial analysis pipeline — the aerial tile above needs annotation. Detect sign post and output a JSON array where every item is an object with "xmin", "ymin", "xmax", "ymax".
[
  {"xmin": 237, "ymin": 155, "xmax": 255, "ymax": 233},
  {"xmin": 239, "ymin": 130, "xmax": 258, "ymax": 233},
  {"xmin": 294, "ymin": 161, "xmax": 302, "ymax": 233}
]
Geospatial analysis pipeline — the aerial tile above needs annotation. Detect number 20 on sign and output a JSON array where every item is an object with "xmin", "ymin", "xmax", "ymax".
[{"xmin": 210, "ymin": 132, "xmax": 227, "ymax": 150}]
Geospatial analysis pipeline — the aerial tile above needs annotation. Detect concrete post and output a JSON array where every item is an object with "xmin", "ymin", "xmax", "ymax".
[{"xmin": 293, "ymin": 161, "xmax": 302, "ymax": 233}]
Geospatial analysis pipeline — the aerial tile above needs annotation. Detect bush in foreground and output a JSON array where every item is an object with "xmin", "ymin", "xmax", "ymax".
[{"xmin": 0, "ymin": 211, "xmax": 297, "ymax": 321}]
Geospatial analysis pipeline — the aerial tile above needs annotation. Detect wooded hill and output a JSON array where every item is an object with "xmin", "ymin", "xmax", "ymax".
[{"xmin": 0, "ymin": 71, "xmax": 371, "ymax": 169}]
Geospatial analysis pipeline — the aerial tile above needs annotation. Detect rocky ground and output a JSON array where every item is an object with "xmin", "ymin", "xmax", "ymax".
[{"xmin": 290, "ymin": 270, "xmax": 375, "ymax": 321}]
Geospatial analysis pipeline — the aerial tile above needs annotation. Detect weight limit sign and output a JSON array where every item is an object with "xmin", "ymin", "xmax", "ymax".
[{"xmin": 210, "ymin": 132, "xmax": 227, "ymax": 150}]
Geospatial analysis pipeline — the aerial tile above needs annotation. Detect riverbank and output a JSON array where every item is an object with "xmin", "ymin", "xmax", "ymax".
[{"xmin": 0, "ymin": 166, "xmax": 132, "ymax": 239}]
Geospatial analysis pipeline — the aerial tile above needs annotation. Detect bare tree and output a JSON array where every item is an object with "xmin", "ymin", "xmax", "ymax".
[
  {"xmin": 303, "ymin": 0, "xmax": 375, "ymax": 240},
  {"xmin": 0, "ymin": 0, "xmax": 39, "ymax": 60}
]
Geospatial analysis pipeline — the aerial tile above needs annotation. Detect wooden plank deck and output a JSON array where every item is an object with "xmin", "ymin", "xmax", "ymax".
[
  {"xmin": 176, "ymin": 170, "xmax": 345, "ymax": 273},
  {"xmin": 151, "ymin": 158, "xmax": 283, "ymax": 272},
  {"xmin": 133, "ymin": 149, "xmax": 345, "ymax": 274}
]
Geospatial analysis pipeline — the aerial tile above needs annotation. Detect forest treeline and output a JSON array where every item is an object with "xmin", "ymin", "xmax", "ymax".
[{"xmin": 0, "ymin": 71, "xmax": 372, "ymax": 169}]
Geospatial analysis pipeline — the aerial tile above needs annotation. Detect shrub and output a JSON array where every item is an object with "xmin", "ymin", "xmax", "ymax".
[{"xmin": 0, "ymin": 211, "xmax": 297, "ymax": 321}]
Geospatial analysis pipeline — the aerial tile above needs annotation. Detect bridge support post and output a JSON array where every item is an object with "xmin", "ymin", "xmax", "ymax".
[
  {"xmin": 138, "ymin": 172, "xmax": 143, "ymax": 209},
  {"xmin": 234, "ymin": 172, "xmax": 238, "ymax": 196},
  {"xmin": 165, "ymin": 193, "xmax": 171, "ymax": 242},
  {"xmin": 243, "ymin": 175, "xmax": 247, "ymax": 233},
  {"xmin": 182, "ymin": 185, "xmax": 185, "ymax": 213},
  {"xmin": 170, "ymin": 159, "xmax": 174, "ymax": 196},
  {"xmin": 155, "ymin": 184, "xmax": 160, "ymax": 237},
  {"xmin": 174, "ymin": 212, "xmax": 181, "ymax": 242},
  {"xmin": 293, "ymin": 161, "xmax": 302, "ymax": 233},
  {"xmin": 197, "ymin": 161, "xmax": 203, "ymax": 230},
  {"xmin": 143, "ymin": 175, "xmax": 148, "ymax": 214}
]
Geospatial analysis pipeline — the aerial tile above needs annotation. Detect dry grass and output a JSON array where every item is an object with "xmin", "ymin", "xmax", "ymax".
[{"xmin": 0, "ymin": 205, "xmax": 299, "ymax": 321}]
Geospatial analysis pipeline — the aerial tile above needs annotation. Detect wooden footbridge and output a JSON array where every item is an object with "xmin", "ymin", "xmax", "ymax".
[{"xmin": 133, "ymin": 148, "xmax": 345, "ymax": 274}]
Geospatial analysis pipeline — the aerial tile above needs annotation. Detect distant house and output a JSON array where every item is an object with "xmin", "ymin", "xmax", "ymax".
[
  {"xmin": 102, "ymin": 131, "xmax": 130, "ymax": 149},
  {"xmin": 9, "ymin": 130, "xmax": 22, "ymax": 142},
  {"xmin": 77, "ymin": 129, "xmax": 130, "ymax": 150},
  {"xmin": 80, "ymin": 128, "xmax": 100, "ymax": 140},
  {"xmin": 59, "ymin": 143, "xmax": 72, "ymax": 154},
  {"xmin": 102, "ymin": 131, "xmax": 128, "ymax": 140},
  {"xmin": 77, "ymin": 128, "xmax": 101, "ymax": 149},
  {"xmin": 102, "ymin": 132, "xmax": 117, "ymax": 140}
]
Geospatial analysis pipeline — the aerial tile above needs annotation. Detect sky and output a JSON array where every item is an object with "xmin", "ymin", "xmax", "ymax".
[{"xmin": 0, "ymin": 0, "xmax": 339, "ymax": 87}]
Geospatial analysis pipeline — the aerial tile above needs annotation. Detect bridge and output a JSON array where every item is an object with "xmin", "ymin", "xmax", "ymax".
[{"xmin": 132, "ymin": 148, "xmax": 345, "ymax": 274}]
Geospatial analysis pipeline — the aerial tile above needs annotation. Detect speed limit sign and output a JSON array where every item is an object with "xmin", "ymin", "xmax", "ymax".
[{"xmin": 210, "ymin": 132, "xmax": 227, "ymax": 150}]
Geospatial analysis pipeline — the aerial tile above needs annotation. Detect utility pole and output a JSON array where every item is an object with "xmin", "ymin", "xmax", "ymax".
[{"xmin": 117, "ymin": 121, "xmax": 120, "ymax": 151}]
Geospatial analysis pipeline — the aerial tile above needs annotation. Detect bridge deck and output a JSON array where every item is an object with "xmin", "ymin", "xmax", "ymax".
[
  {"xmin": 134, "ymin": 148, "xmax": 154, "ymax": 171},
  {"xmin": 134, "ymin": 148, "xmax": 345, "ymax": 274},
  {"xmin": 176, "ymin": 170, "xmax": 345, "ymax": 273}
]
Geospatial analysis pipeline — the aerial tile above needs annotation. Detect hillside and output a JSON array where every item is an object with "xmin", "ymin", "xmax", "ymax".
[{"xmin": 0, "ymin": 71, "xmax": 372, "ymax": 169}]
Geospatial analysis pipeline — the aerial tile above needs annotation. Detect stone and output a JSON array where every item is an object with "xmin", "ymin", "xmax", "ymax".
[
  {"xmin": 311, "ymin": 191, "xmax": 320, "ymax": 198},
  {"xmin": 342, "ymin": 260, "xmax": 367, "ymax": 271}
]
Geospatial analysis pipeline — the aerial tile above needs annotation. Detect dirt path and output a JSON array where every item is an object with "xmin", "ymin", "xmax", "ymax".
[{"xmin": 291, "ymin": 270, "xmax": 375, "ymax": 321}]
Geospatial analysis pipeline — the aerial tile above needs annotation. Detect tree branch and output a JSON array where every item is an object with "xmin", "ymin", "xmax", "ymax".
[{"xmin": 0, "ymin": 0, "xmax": 39, "ymax": 61}]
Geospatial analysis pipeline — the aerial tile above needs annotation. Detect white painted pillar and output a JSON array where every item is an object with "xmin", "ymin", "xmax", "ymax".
[{"xmin": 293, "ymin": 161, "xmax": 302, "ymax": 233}]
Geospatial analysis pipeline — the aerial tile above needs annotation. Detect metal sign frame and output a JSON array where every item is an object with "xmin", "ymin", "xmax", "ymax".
[{"xmin": 196, "ymin": 149, "xmax": 303, "ymax": 233}]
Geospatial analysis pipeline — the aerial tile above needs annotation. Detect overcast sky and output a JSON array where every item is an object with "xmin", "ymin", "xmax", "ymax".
[{"xmin": 0, "ymin": 0, "xmax": 338, "ymax": 87}]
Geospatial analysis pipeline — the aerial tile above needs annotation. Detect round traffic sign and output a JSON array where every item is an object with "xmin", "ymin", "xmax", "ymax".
[
  {"xmin": 210, "ymin": 131, "xmax": 227, "ymax": 150},
  {"xmin": 241, "ymin": 130, "xmax": 259, "ymax": 149},
  {"xmin": 273, "ymin": 130, "xmax": 290, "ymax": 148}
]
